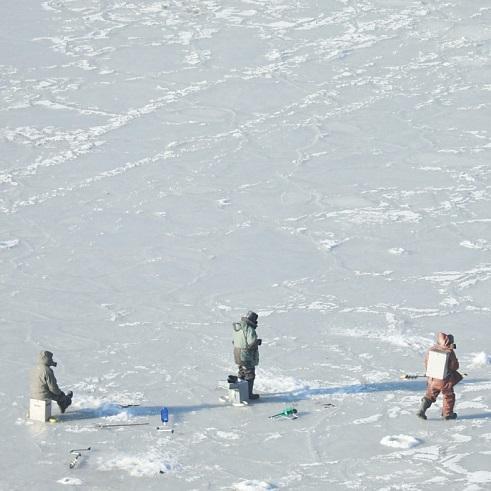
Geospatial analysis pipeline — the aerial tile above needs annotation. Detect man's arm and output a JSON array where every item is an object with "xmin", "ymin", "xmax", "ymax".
[
  {"xmin": 245, "ymin": 327, "xmax": 258, "ymax": 348},
  {"xmin": 448, "ymin": 351, "xmax": 459, "ymax": 371},
  {"xmin": 45, "ymin": 369, "xmax": 63, "ymax": 396}
]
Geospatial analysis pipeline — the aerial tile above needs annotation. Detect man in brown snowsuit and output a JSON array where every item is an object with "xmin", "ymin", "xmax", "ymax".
[{"xmin": 417, "ymin": 332, "xmax": 462, "ymax": 420}]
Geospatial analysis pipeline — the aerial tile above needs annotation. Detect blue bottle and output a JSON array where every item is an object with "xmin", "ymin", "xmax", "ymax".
[{"xmin": 160, "ymin": 407, "xmax": 169, "ymax": 425}]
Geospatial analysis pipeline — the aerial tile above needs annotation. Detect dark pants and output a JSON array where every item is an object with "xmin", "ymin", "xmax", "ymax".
[{"xmin": 54, "ymin": 391, "xmax": 73, "ymax": 412}]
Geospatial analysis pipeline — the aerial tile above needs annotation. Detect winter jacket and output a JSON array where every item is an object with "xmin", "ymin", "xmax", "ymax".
[
  {"xmin": 233, "ymin": 319, "xmax": 259, "ymax": 367},
  {"xmin": 30, "ymin": 351, "xmax": 63, "ymax": 400},
  {"xmin": 425, "ymin": 332, "xmax": 462, "ymax": 385}
]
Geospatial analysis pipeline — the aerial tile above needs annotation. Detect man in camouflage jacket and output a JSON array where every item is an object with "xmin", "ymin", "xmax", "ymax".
[{"xmin": 233, "ymin": 311, "xmax": 261, "ymax": 399}]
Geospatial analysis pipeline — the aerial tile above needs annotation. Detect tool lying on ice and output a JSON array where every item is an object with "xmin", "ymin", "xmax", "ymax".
[
  {"xmin": 69, "ymin": 447, "xmax": 91, "ymax": 469},
  {"xmin": 269, "ymin": 407, "xmax": 298, "ymax": 419},
  {"xmin": 97, "ymin": 422, "xmax": 149, "ymax": 429},
  {"xmin": 156, "ymin": 426, "xmax": 174, "ymax": 433},
  {"xmin": 320, "ymin": 402, "xmax": 335, "ymax": 408},
  {"xmin": 400, "ymin": 373, "xmax": 467, "ymax": 380}
]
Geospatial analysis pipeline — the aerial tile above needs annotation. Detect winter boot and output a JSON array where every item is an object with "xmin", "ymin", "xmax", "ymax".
[
  {"xmin": 248, "ymin": 379, "xmax": 259, "ymax": 400},
  {"xmin": 443, "ymin": 412, "xmax": 457, "ymax": 420},
  {"xmin": 58, "ymin": 391, "xmax": 73, "ymax": 414},
  {"xmin": 416, "ymin": 397, "xmax": 432, "ymax": 420}
]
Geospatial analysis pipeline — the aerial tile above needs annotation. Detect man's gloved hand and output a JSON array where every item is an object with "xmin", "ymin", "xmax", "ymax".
[{"xmin": 257, "ymin": 339, "xmax": 262, "ymax": 346}]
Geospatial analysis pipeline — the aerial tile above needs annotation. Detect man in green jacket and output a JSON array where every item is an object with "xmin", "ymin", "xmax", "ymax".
[
  {"xmin": 233, "ymin": 311, "xmax": 261, "ymax": 400},
  {"xmin": 30, "ymin": 351, "xmax": 73, "ymax": 413}
]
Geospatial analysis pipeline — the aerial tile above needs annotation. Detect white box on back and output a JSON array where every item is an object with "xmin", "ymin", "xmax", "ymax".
[{"xmin": 426, "ymin": 350, "xmax": 449, "ymax": 380}]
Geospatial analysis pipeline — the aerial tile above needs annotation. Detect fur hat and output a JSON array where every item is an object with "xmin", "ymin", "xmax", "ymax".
[{"xmin": 243, "ymin": 311, "xmax": 258, "ymax": 327}]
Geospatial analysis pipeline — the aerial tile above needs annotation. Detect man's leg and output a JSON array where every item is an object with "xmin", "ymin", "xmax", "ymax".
[
  {"xmin": 55, "ymin": 391, "xmax": 73, "ymax": 414},
  {"xmin": 442, "ymin": 384, "xmax": 456, "ymax": 419},
  {"xmin": 417, "ymin": 380, "xmax": 440, "ymax": 420},
  {"xmin": 242, "ymin": 367, "xmax": 258, "ymax": 400},
  {"xmin": 425, "ymin": 380, "xmax": 441, "ymax": 405},
  {"xmin": 416, "ymin": 396, "xmax": 432, "ymax": 420}
]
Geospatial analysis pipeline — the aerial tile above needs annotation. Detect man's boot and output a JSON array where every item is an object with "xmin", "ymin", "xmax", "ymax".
[
  {"xmin": 416, "ymin": 397, "xmax": 432, "ymax": 420},
  {"xmin": 58, "ymin": 391, "xmax": 73, "ymax": 414},
  {"xmin": 442, "ymin": 393, "xmax": 456, "ymax": 420},
  {"xmin": 248, "ymin": 379, "xmax": 259, "ymax": 400}
]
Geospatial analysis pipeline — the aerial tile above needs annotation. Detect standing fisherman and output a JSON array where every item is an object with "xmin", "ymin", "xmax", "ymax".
[
  {"xmin": 30, "ymin": 351, "xmax": 73, "ymax": 413},
  {"xmin": 417, "ymin": 332, "xmax": 462, "ymax": 420},
  {"xmin": 233, "ymin": 311, "xmax": 262, "ymax": 400}
]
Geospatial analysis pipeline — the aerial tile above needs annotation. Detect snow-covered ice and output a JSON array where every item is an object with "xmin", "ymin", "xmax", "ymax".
[
  {"xmin": 1, "ymin": 0, "xmax": 490, "ymax": 489},
  {"xmin": 471, "ymin": 352, "xmax": 491, "ymax": 367},
  {"xmin": 380, "ymin": 434, "xmax": 422, "ymax": 449},
  {"xmin": 57, "ymin": 477, "xmax": 83, "ymax": 486}
]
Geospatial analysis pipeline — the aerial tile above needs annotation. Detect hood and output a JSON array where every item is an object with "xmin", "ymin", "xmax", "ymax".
[
  {"xmin": 436, "ymin": 332, "xmax": 454, "ymax": 349},
  {"xmin": 38, "ymin": 350, "xmax": 57, "ymax": 367}
]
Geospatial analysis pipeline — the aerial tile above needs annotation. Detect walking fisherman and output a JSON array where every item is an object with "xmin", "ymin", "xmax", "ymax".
[
  {"xmin": 30, "ymin": 351, "xmax": 73, "ymax": 413},
  {"xmin": 233, "ymin": 311, "xmax": 262, "ymax": 400},
  {"xmin": 417, "ymin": 332, "xmax": 463, "ymax": 420}
]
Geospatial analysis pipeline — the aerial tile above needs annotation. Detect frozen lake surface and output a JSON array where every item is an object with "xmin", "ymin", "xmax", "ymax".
[{"xmin": 1, "ymin": 0, "xmax": 490, "ymax": 489}]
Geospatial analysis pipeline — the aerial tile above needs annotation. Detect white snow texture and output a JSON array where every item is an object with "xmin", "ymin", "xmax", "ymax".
[{"xmin": 1, "ymin": 0, "xmax": 490, "ymax": 490}]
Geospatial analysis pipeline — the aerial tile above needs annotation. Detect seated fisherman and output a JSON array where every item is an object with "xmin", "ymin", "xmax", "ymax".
[{"xmin": 30, "ymin": 351, "xmax": 73, "ymax": 413}]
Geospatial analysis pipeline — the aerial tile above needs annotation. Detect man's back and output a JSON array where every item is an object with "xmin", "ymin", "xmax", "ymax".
[{"xmin": 30, "ymin": 351, "xmax": 61, "ymax": 400}]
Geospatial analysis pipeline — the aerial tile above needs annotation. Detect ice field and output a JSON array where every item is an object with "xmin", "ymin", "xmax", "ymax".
[{"xmin": 1, "ymin": 0, "xmax": 490, "ymax": 489}]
